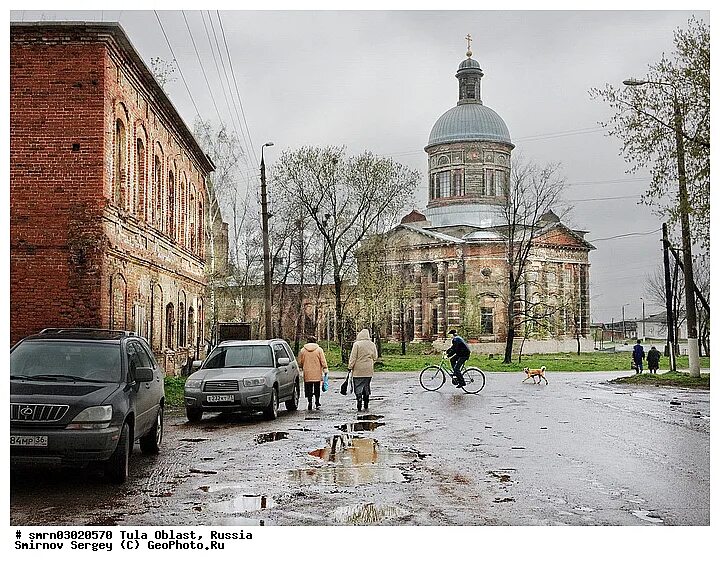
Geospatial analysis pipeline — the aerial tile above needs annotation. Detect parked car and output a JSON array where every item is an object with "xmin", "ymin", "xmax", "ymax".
[
  {"xmin": 10, "ymin": 328, "xmax": 165, "ymax": 483},
  {"xmin": 184, "ymin": 339, "xmax": 300, "ymax": 422}
]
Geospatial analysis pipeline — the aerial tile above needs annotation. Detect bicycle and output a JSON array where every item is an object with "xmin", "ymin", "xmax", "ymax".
[{"xmin": 419, "ymin": 353, "xmax": 486, "ymax": 394}]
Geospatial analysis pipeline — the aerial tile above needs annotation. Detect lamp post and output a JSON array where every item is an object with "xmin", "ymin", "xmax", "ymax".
[
  {"xmin": 640, "ymin": 296, "xmax": 646, "ymax": 339},
  {"xmin": 621, "ymin": 303, "xmax": 630, "ymax": 341},
  {"xmin": 260, "ymin": 142, "xmax": 274, "ymax": 339},
  {"xmin": 623, "ymin": 78, "xmax": 700, "ymax": 377}
]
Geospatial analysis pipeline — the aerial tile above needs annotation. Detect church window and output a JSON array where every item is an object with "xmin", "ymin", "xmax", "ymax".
[
  {"xmin": 438, "ymin": 155, "xmax": 450, "ymax": 167},
  {"xmin": 465, "ymin": 81, "xmax": 475, "ymax": 99},
  {"xmin": 437, "ymin": 171, "xmax": 451, "ymax": 197},
  {"xmin": 494, "ymin": 170, "xmax": 503, "ymax": 196},
  {"xmin": 485, "ymin": 169, "xmax": 495, "ymax": 196},
  {"xmin": 451, "ymin": 170, "xmax": 464, "ymax": 196},
  {"xmin": 480, "ymin": 308, "xmax": 494, "ymax": 334},
  {"xmin": 153, "ymin": 153, "xmax": 163, "ymax": 230},
  {"xmin": 167, "ymin": 170, "xmax": 176, "ymax": 239},
  {"xmin": 136, "ymin": 138, "xmax": 146, "ymax": 220}
]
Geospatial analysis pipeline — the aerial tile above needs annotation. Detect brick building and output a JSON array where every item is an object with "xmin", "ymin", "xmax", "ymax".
[
  {"xmin": 377, "ymin": 50, "xmax": 594, "ymax": 353},
  {"xmin": 10, "ymin": 22, "xmax": 214, "ymax": 369}
]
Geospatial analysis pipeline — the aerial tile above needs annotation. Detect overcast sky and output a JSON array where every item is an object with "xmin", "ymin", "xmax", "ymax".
[{"xmin": 9, "ymin": 8, "xmax": 708, "ymax": 325}]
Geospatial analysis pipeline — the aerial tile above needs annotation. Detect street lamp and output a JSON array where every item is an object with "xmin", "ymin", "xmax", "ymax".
[
  {"xmin": 623, "ymin": 78, "xmax": 700, "ymax": 377},
  {"xmin": 640, "ymin": 297, "xmax": 646, "ymax": 340},
  {"xmin": 260, "ymin": 142, "xmax": 274, "ymax": 339},
  {"xmin": 621, "ymin": 303, "xmax": 630, "ymax": 341}
]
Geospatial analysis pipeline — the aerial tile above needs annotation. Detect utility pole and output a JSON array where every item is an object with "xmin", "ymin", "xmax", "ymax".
[
  {"xmin": 260, "ymin": 142, "xmax": 274, "ymax": 339},
  {"xmin": 662, "ymin": 223, "xmax": 677, "ymax": 371}
]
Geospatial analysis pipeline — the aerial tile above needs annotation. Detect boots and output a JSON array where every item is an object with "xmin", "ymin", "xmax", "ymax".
[
  {"xmin": 315, "ymin": 396, "xmax": 321, "ymax": 408},
  {"xmin": 307, "ymin": 400, "xmax": 313, "ymax": 411}
]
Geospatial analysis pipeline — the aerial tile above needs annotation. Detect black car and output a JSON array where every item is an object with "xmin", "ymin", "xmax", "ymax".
[{"xmin": 10, "ymin": 328, "xmax": 165, "ymax": 483}]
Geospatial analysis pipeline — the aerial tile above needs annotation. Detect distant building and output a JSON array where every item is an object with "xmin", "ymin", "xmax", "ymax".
[
  {"xmin": 374, "ymin": 47, "xmax": 595, "ymax": 354},
  {"xmin": 10, "ymin": 22, "xmax": 215, "ymax": 371},
  {"xmin": 635, "ymin": 312, "xmax": 687, "ymax": 341}
]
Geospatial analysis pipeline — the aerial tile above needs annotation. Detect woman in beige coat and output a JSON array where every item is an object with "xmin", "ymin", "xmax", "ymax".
[
  {"xmin": 297, "ymin": 337, "xmax": 328, "ymax": 411},
  {"xmin": 348, "ymin": 328, "xmax": 378, "ymax": 411}
]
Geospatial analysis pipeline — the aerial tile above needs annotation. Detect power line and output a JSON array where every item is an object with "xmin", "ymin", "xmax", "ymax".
[
  {"xmin": 217, "ymin": 10, "xmax": 258, "ymax": 167},
  {"xmin": 589, "ymin": 228, "xmax": 661, "ymax": 243},
  {"xmin": 154, "ymin": 11, "xmax": 203, "ymax": 121},
  {"xmin": 181, "ymin": 11, "xmax": 224, "ymax": 126}
]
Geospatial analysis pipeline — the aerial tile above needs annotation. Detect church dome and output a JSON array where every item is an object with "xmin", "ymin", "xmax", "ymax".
[
  {"xmin": 427, "ymin": 103, "xmax": 512, "ymax": 147},
  {"xmin": 458, "ymin": 57, "xmax": 482, "ymax": 70}
]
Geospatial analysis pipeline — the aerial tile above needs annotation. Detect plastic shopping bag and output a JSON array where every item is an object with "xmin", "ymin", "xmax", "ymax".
[{"xmin": 322, "ymin": 372, "xmax": 329, "ymax": 392}]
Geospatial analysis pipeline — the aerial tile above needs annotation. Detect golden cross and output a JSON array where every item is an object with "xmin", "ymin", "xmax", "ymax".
[{"xmin": 465, "ymin": 34, "xmax": 472, "ymax": 52}]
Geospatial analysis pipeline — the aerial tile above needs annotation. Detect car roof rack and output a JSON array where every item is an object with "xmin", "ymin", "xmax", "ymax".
[{"xmin": 38, "ymin": 328, "xmax": 136, "ymax": 338}]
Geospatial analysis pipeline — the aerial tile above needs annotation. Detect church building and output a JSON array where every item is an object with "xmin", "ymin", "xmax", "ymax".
[{"xmin": 378, "ymin": 45, "xmax": 594, "ymax": 353}]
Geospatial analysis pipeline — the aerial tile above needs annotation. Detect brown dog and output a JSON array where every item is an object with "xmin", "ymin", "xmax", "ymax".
[{"xmin": 522, "ymin": 366, "xmax": 548, "ymax": 385}]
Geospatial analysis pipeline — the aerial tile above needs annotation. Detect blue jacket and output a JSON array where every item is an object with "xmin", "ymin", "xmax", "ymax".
[
  {"xmin": 632, "ymin": 344, "xmax": 645, "ymax": 363},
  {"xmin": 446, "ymin": 335, "xmax": 471, "ymax": 359}
]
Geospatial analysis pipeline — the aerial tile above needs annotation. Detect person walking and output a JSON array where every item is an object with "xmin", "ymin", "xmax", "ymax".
[
  {"xmin": 348, "ymin": 328, "xmax": 378, "ymax": 412},
  {"xmin": 647, "ymin": 345, "xmax": 661, "ymax": 374},
  {"xmin": 446, "ymin": 329, "xmax": 471, "ymax": 387},
  {"xmin": 632, "ymin": 339, "xmax": 645, "ymax": 374},
  {"xmin": 297, "ymin": 336, "xmax": 328, "ymax": 411}
]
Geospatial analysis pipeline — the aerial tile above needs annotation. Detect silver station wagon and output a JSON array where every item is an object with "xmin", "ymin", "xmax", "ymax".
[{"xmin": 184, "ymin": 339, "xmax": 301, "ymax": 422}]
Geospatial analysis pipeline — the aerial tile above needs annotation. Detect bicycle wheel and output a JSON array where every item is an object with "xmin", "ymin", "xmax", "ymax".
[
  {"xmin": 419, "ymin": 365, "xmax": 446, "ymax": 391},
  {"xmin": 461, "ymin": 367, "xmax": 486, "ymax": 394}
]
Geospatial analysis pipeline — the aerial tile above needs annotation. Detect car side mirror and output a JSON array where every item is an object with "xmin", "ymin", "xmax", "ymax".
[
  {"xmin": 191, "ymin": 360, "xmax": 203, "ymax": 374},
  {"xmin": 135, "ymin": 367, "xmax": 154, "ymax": 383},
  {"xmin": 277, "ymin": 357, "xmax": 290, "ymax": 367}
]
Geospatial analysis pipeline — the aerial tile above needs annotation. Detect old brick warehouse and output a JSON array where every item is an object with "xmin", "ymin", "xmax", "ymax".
[{"xmin": 10, "ymin": 22, "xmax": 215, "ymax": 370}]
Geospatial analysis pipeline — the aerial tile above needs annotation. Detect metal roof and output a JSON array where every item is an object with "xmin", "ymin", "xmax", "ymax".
[{"xmin": 427, "ymin": 103, "xmax": 512, "ymax": 148}]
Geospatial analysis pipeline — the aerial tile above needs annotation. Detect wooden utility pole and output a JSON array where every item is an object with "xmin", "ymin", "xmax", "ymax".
[{"xmin": 662, "ymin": 223, "xmax": 677, "ymax": 371}]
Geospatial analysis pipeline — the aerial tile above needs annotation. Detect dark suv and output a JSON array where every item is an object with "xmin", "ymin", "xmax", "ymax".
[{"xmin": 10, "ymin": 328, "xmax": 165, "ymax": 483}]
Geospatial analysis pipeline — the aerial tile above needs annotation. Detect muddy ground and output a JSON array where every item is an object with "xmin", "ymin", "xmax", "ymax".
[{"xmin": 10, "ymin": 371, "xmax": 710, "ymax": 526}]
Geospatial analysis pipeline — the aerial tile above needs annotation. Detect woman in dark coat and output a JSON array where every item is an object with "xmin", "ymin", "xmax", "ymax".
[{"xmin": 647, "ymin": 346, "xmax": 661, "ymax": 374}]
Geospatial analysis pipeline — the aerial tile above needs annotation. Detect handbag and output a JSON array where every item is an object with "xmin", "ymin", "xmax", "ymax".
[
  {"xmin": 322, "ymin": 372, "xmax": 329, "ymax": 392},
  {"xmin": 340, "ymin": 371, "xmax": 352, "ymax": 395}
]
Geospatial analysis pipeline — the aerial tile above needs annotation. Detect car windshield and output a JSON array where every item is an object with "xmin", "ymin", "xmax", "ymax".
[
  {"xmin": 203, "ymin": 345, "xmax": 274, "ymax": 369},
  {"xmin": 10, "ymin": 340, "xmax": 123, "ymax": 383}
]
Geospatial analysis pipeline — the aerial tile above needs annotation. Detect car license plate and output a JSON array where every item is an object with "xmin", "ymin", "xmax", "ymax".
[
  {"xmin": 206, "ymin": 395, "xmax": 234, "ymax": 403},
  {"xmin": 10, "ymin": 435, "xmax": 48, "ymax": 447}
]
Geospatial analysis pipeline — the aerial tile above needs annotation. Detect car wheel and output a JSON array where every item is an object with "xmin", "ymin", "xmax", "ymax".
[
  {"xmin": 263, "ymin": 386, "xmax": 279, "ymax": 420},
  {"xmin": 140, "ymin": 406, "xmax": 163, "ymax": 454},
  {"xmin": 285, "ymin": 378, "xmax": 300, "ymax": 411},
  {"xmin": 106, "ymin": 422, "xmax": 130, "ymax": 484},
  {"xmin": 186, "ymin": 407, "xmax": 203, "ymax": 423}
]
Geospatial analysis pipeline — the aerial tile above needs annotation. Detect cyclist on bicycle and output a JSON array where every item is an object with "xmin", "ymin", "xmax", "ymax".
[{"xmin": 446, "ymin": 329, "xmax": 470, "ymax": 388}]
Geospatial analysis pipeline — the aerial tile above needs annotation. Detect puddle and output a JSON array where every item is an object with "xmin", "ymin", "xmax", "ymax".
[
  {"xmin": 357, "ymin": 414, "xmax": 384, "ymax": 421},
  {"xmin": 336, "ymin": 422, "xmax": 385, "ymax": 432},
  {"xmin": 209, "ymin": 495, "xmax": 275, "ymax": 515},
  {"xmin": 290, "ymin": 435, "xmax": 415, "ymax": 486},
  {"xmin": 255, "ymin": 432, "xmax": 289, "ymax": 444},
  {"xmin": 489, "ymin": 471, "xmax": 512, "ymax": 482},
  {"xmin": 632, "ymin": 509, "xmax": 663, "ymax": 523},
  {"xmin": 332, "ymin": 503, "xmax": 408, "ymax": 524}
]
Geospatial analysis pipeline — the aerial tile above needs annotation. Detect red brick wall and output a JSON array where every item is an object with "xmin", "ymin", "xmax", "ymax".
[{"xmin": 10, "ymin": 41, "xmax": 107, "ymax": 344}]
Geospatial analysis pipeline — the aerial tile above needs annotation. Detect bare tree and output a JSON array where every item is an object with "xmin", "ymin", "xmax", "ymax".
[
  {"xmin": 502, "ymin": 158, "xmax": 565, "ymax": 364},
  {"xmin": 271, "ymin": 146, "xmax": 419, "ymax": 361}
]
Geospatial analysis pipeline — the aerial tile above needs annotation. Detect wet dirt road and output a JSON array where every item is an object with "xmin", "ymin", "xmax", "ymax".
[{"xmin": 11, "ymin": 371, "xmax": 710, "ymax": 526}]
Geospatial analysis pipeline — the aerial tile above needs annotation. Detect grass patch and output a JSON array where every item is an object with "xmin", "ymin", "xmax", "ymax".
[
  {"xmin": 164, "ymin": 375, "xmax": 186, "ymax": 407},
  {"xmin": 318, "ymin": 341, "xmax": 709, "ymax": 373},
  {"xmin": 609, "ymin": 371, "xmax": 710, "ymax": 389}
]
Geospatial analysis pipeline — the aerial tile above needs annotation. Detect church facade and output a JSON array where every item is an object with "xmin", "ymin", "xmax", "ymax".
[{"xmin": 377, "ymin": 48, "xmax": 594, "ymax": 353}]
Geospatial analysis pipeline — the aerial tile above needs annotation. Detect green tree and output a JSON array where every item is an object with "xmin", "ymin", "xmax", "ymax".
[
  {"xmin": 271, "ymin": 146, "xmax": 419, "ymax": 361},
  {"xmin": 590, "ymin": 17, "xmax": 709, "ymax": 252}
]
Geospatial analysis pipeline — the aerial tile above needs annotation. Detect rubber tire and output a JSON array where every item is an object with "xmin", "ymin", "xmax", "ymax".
[
  {"xmin": 419, "ymin": 365, "xmax": 446, "ymax": 391},
  {"xmin": 263, "ymin": 386, "xmax": 279, "ymax": 420},
  {"xmin": 285, "ymin": 379, "xmax": 300, "ymax": 411},
  {"xmin": 106, "ymin": 423, "xmax": 130, "ymax": 484},
  {"xmin": 462, "ymin": 367, "xmax": 486, "ymax": 394},
  {"xmin": 139, "ymin": 405, "xmax": 163, "ymax": 455},
  {"xmin": 186, "ymin": 407, "xmax": 203, "ymax": 423}
]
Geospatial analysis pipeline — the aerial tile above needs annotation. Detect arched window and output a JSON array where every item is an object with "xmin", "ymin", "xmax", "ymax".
[
  {"xmin": 189, "ymin": 192, "xmax": 196, "ymax": 253},
  {"xmin": 136, "ymin": 138, "xmax": 146, "ymax": 220},
  {"xmin": 179, "ymin": 178, "xmax": 187, "ymax": 247},
  {"xmin": 167, "ymin": 170, "xmax": 176, "ymax": 239},
  {"xmin": 187, "ymin": 306, "xmax": 195, "ymax": 350},
  {"xmin": 198, "ymin": 200, "xmax": 204, "ymax": 258},
  {"xmin": 178, "ymin": 301, "xmax": 186, "ymax": 347},
  {"xmin": 114, "ymin": 119, "xmax": 127, "ymax": 206},
  {"xmin": 153, "ymin": 153, "xmax": 163, "ymax": 229},
  {"xmin": 165, "ymin": 303, "xmax": 175, "ymax": 349}
]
